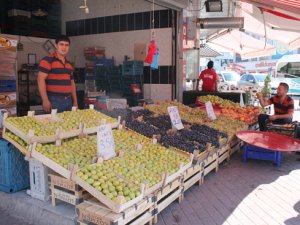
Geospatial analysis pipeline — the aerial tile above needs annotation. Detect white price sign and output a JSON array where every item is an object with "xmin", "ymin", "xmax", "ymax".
[
  {"xmin": 205, "ymin": 101, "xmax": 217, "ymax": 120},
  {"xmin": 167, "ymin": 106, "xmax": 184, "ymax": 130},
  {"xmin": 97, "ymin": 124, "xmax": 116, "ymax": 160}
]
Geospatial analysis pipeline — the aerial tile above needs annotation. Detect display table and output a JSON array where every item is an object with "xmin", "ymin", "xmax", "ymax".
[{"xmin": 236, "ymin": 130, "xmax": 300, "ymax": 167}]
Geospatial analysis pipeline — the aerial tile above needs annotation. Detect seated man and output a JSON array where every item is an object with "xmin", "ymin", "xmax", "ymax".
[{"xmin": 257, "ymin": 82, "xmax": 294, "ymax": 131}]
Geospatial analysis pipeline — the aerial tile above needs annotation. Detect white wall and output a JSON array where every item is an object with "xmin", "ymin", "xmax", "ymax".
[
  {"xmin": 2, "ymin": 34, "xmax": 54, "ymax": 70},
  {"xmin": 68, "ymin": 28, "xmax": 172, "ymax": 67},
  {"xmin": 61, "ymin": 0, "xmax": 171, "ymax": 67}
]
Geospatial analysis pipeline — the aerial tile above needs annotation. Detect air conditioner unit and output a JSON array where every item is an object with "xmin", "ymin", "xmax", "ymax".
[{"xmin": 154, "ymin": 0, "xmax": 188, "ymax": 10}]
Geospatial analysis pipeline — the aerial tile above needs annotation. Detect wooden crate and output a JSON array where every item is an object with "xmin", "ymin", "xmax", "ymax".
[
  {"xmin": 72, "ymin": 167, "xmax": 144, "ymax": 213},
  {"xmin": 152, "ymin": 176, "xmax": 183, "ymax": 224},
  {"xmin": 2, "ymin": 129, "xmax": 30, "ymax": 156},
  {"xmin": 76, "ymin": 196, "xmax": 154, "ymax": 225},
  {"xmin": 203, "ymin": 149, "xmax": 219, "ymax": 176},
  {"xmin": 49, "ymin": 174, "xmax": 90, "ymax": 207},
  {"xmin": 182, "ymin": 161, "xmax": 204, "ymax": 192},
  {"xmin": 218, "ymin": 144, "xmax": 230, "ymax": 164},
  {"xmin": 31, "ymin": 144, "xmax": 72, "ymax": 179}
]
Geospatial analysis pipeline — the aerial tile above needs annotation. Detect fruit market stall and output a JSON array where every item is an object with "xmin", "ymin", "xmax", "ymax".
[{"xmin": 0, "ymin": 95, "xmax": 261, "ymax": 225}]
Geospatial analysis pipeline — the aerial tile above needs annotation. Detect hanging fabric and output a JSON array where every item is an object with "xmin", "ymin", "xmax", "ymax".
[{"xmin": 150, "ymin": 48, "xmax": 159, "ymax": 70}]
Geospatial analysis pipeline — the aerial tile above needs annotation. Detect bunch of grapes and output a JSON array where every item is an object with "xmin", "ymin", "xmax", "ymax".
[
  {"xmin": 190, "ymin": 124, "xmax": 227, "ymax": 138},
  {"xmin": 161, "ymin": 134, "xmax": 206, "ymax": 153},
  {"xmin": 125, "ymin": 120, "xmax": 161, "ymax": 138}
]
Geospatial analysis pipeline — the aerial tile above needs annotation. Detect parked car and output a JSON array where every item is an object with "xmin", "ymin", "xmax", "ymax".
[
  {"xmin": 237, "ymin": 73, "xmax": 267, "ymax": 90},
  {"xmin": 217, "ymin": 71, "xmax": 240, "ymax": 91}
]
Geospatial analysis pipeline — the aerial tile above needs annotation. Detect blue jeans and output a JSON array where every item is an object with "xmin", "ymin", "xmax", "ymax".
[
  {"xmin": 48, "ymin": 95, "xmax": 72, "ymax": 113},
  {"xmin": 258, "ymin": 114, "xmax": 292, "ymax": 131}
]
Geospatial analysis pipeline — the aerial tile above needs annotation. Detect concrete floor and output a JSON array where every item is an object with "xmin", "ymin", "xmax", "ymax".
[{"xmin": 0, "ymin": 150, "xmax": 299, "ymax": 225}]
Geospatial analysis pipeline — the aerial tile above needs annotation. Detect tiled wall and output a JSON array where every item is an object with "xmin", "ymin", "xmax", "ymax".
[
  {"xmin": 144, "ymin": 66, "xmax": 176, "ymax": 84},
  {"xmin": 66, "ymin": 9, "xmax": 173, "ymax": 36}
]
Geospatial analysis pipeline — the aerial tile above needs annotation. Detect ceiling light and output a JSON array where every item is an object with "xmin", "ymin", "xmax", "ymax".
[
  {"xmin": 32, "ymin": 8, "xmax": 48, "ymax": 17},
  {"xmin": 205, "ymin": 0, "xmax": 223, "ymax": 12},
  {"xmin": 80, "ymin": 0, "xmax": 89, "ymax": 14}
]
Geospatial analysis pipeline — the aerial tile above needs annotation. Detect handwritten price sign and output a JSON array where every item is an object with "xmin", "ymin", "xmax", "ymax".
[
  {"xmin": 205, "ymin": 101, "xmax": 217, "ymax": 120},
  {"xmin": 167, "ymin": 106, "xmax": 184, "ymax": 130},
  {"xmin": 97, "ymin": 124, "xmax": 116, "ymax": 160}
]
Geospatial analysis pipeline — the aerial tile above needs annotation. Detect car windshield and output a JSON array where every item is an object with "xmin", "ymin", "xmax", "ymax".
[
  {"xmin": 254, "ymin": 74, "xmax": 267, "ymax": 82},
  {"xmin": 223, "ymin": 72, "xmax": 239, "ymax": 81}
]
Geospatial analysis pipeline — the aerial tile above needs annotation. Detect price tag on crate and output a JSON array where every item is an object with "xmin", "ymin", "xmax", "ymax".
[
  {"xmin": 167, "ymin": 106, "xmax": 184, "ymax": 130},
  {"xmin": 205, "ymin": 101, "xmax": 217, "ymax": 120},
  {"xmin": 97, "ymin": 124, "xmax": 116, "ymax": 160}
]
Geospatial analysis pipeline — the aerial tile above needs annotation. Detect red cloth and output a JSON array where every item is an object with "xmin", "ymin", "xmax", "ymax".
[
  {"xmin": 199, "ymin": 69, "xmax": 218, "ymax": 92},
  {"xmin": 144, "ymin": 40, "xmax": 157, "ymax": 64}
]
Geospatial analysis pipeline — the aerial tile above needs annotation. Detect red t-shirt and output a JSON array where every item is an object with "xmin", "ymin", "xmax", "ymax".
[{"xmin": 199, "ymin": 69, "xmax": 218, "ymax": 91}]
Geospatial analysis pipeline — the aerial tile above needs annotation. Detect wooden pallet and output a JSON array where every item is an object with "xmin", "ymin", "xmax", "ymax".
[
  {"xmin": 76, "ymin": 196, "xmax": 154, "ymax": 225},
  {"xmin": 218, "ymin": 144, "xmax": 230, "ymax": 164},
  {"xmin": 230, "ymin": 140, "xmax": 243, "ymax": 155},
  {"xmin": 49, "ymin": 174, "xmax": 90, "ymax": 207},
  {"xmin": 182, "ymin": 162, "xmax": 204, "ymax": 192},
  {"xmin": 152, "ymin": 176, "xmax": 183, "ymax": 224},
  {"xmin": 203, "ymin": 149, "xmax": 219, "ymax": 176}
]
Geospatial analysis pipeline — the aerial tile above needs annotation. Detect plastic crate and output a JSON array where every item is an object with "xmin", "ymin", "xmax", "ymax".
[
  {"xmin": 0, "ymin": 80, "xmax": 16, "ymax": 92},
  {"xmin": 0, "ymin": 138, "xmax": 29, "ymax": 193},
  {"xmin": 243, "ymin": 144, "xmax": 281, "ymax": 167},
  {"xmin": 26, "ymin": 158, "xmax": 49, "ymax": 201},
  {"xmin": 122, "ymin": 61, "xmax": 144, "ymax": 76}
]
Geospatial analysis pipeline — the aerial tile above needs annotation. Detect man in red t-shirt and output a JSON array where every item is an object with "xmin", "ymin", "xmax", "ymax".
[{"xmin": 199, "ymin": 61, "xmax": 218, "ymax": 92}]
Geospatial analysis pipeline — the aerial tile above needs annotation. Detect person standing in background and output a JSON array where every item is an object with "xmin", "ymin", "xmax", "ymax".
[
  {"xmin": 37, "ymin": 35, "xmax": 77, "ymax": 113},
  {"xmin": 199, "ymin": 61, "xmax": 218, "ymax": 92}
]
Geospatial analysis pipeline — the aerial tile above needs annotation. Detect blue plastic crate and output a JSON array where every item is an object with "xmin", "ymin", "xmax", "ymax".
[
  {"xmin": 0, "ymin": 139, "xmax": 30, "ymax": 193},
  {"xmin": 0, "ymin": 80, "xmax": 16, "ymax": 92},
  {"xmin": 122, "ymin": 61, "xmax": 144, "ymax": 76},
  {"xmin": 243, "ymin": 144, "xmax": 281, "ymax": 167}
]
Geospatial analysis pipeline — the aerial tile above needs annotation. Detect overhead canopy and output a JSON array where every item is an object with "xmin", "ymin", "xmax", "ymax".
[
  {"xmin": 236, "ymin": 2, "xmax": 300, "ymax": 50},
  {"xmin": 240, "ymin": 0, "xmax": 300, "ymax": 18},
  {"xmin": 199, "ymin": 44, "xmax": 222, "ymax": 58},
  {"xmin": 207, "ymin": 29, "xmax": 276, "ymax": 59}
]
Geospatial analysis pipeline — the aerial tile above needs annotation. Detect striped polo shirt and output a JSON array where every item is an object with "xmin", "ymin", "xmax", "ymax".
[
  {"xmin": 38, "ymin": 53, "xmax": 73, "ymax": 96},
  {"xmin": 267, "ymin": 95, "xmax": 294, "ymax": 115}
]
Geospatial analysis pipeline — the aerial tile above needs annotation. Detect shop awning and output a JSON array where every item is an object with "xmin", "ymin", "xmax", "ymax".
[
  {"xmin": 199, "ymin": 44, "xmax": 222, "ymax": 58},
  {"xmin": 240, "ymin": 0, "xmax": 300, "ymax": 18},
  {"xmin": 236, "ymin": 2, "xmax": 300, "ymax": 50},
  {"xmin": 207, "ymin": 29, "xmax": 276, "ymax": 59}
]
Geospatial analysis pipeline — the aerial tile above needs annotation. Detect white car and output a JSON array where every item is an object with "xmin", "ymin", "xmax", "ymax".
[
  {"xmin": 217, "ymin": 71, "xmax": 240, "ymax": 91},
  {"xmin": 237, "ymin": 73, "xmax": 267, "ymax": 90}
]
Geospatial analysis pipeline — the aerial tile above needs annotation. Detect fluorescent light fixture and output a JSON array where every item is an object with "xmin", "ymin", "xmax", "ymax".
[
  {"xmin": 198, "ymin": 17, "xmax": 244, "ymax": 29},
  {"xmin": 205, "ymin": 0, "xmax": 223, "ymax": 12}
]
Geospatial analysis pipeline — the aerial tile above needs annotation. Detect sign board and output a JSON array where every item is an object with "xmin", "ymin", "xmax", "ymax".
[
  {"xmin": 205, "ymin": 101, "xmax": 217, "ymax": 120},
  {"xmin": 167, "ymin": 106, "xmax": 184, "ymax": 130},
  {"xmin": 97, "ymin": 124, "xmax": 116, "ymax": 160},
  {"xmin": 107, "ymin": 98, "xmax": 127, "ymax": 110}
]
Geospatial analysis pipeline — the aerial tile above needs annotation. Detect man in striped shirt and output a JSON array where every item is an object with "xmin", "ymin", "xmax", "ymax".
[
  {"xmin": 257, "ymin": 82, "xmax": 294, "ymax": 131},
  {"xmin": 37, "ymin": 35, "xmax": 77, "ymax": 113}
]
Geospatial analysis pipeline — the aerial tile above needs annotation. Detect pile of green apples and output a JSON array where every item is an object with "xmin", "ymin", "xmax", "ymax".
[{"xmin": 76, "ymin": 164, "xmax": 141, "ymax": 202}]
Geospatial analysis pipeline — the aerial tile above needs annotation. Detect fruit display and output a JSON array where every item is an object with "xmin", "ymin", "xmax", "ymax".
[
  {"xmin": 76, "ymin": 163, "xmax": 142, "ymax": 203},
  {"xmin": 125, "ymin": 120, "xmax": 161, "ymax": 138},
  {"xmin": 220, "ymin": 106, "xmax": 260, "ymax": 125},
  {"xmin": 207, "ymin": 116, "xmax": 247, "ymax": 136},
  {"xmin": 4, "ymin": 130, "xmax": 28, "ymax": 148},
  {"xmin": 3, "ymin": 109, "xmax": 118, "ymax": 143},
  {"xmin": 5, "ymin": 116, "xmax": 57, "ymax": 136},
  {"xmin": 197, "ymin": 95, "xmax": 239, "ymax": 107}
]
